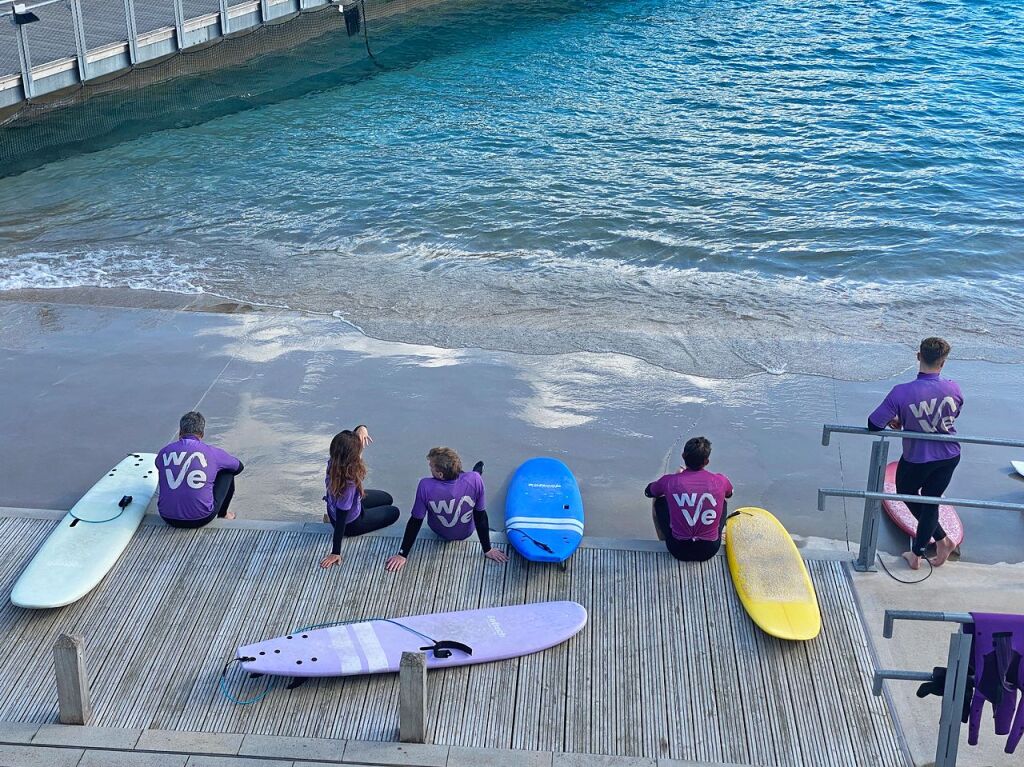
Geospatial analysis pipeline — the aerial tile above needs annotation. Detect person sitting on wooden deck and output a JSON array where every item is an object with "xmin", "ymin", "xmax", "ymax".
[
  {"xmin": 156, "ymin": 410, "xmax": 244, "ymax": 528},
  {"xmin": 644, "ymin": 436, "xmax": 733, "ymax": 562},
  {"xmin": 320, "ymin": 425, "xmax": 400, "ymax": 569},
  {"xmin": 384, "ymin": 447, "xmax": 508, "ymax": 572}
]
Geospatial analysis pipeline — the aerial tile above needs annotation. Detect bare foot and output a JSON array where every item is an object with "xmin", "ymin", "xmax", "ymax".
[
  {"xmin": 902, "ymin": 551, "xmax": 921, "ymax": 570},
  {"xmin": 224, "ymin": 511, "xmax": 236, "ymax": 521},
  {"xmin": 930, "ymin": 537, "xmax": 956, "ymax": 567}
]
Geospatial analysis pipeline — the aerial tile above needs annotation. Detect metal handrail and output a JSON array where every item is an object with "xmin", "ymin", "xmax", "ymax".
[
  {"xmin": 818, "ymin": 488, "xmax": 1024, "ymax": 514},
  {"xmin": 873, "ymin": 610, "xmax": 975, "ymax": 767},
  {"xmin": 0, "ymin": 0, "xmax": 67, "ymax": 18},
  {"xmin": 822, "ymin": 423, "xmax": 1024, "ymax": 449},
  {"xmin": 820, "ymin": 423, "xmax": 1024, "ymax": 572},
  {"xmin": 883, "ymin": 609, "xmax": 972, "ymax": 639}
]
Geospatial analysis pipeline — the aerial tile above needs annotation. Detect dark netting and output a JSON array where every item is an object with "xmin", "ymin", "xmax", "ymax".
[{"xmin": 0, "ymin": 0, "xmax": 469, "ymax": 176}]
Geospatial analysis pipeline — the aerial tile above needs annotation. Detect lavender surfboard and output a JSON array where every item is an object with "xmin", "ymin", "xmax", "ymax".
[{"xmin": 239, "ymin": 601, "xmax": 587, "ymax": 678}]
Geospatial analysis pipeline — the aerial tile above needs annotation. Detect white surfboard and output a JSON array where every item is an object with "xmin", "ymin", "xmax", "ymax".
[
  {"xmin": 10, "ymin": 453, "xmax": 158, "ymax": 609},
  {"xmin": 1012, "ymin": 460, "xmax": 1024, "ymax": 478}
]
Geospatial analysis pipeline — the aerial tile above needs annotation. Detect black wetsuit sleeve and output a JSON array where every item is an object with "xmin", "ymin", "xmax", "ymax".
[
  {"xmin": 331, "ymin": 514, "xmax": 349, "ymax": 555},
  {"xmin": 474, "ymin": 509, "xmax": 492, "ymax": 553},
  {"xmin": 644, "ymin": 482, "xmax": 657, "ymax": 498},
  {"xmin": 867, "ymin": 418, "xmax": 884, "ymax": 432},
  {"xmin": 234, "ymin": 460, "xmax": 245, "ymax": 474},
  {"xmin": 398, "ymin": 517, "xmax": 424, "ymax": 557}
]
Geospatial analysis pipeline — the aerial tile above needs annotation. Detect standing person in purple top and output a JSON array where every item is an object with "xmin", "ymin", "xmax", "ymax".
[
  {"xmin": 644, "ymin": 436, "xmax": 733, "ymax": 562},
  {"xmin": 156, "ymin": 411, "xmax": 244, "ymax": 528},
  {"xmin": 384, "ymin": 448, "xmax": 508, "ymax": 572},
  {"xmin": 868, "ymin": 337, "xmax": 964, "ymax": 570},
  {"xmin": 319, "ymin": 425, "xmax": 400, "ymax": 569}
]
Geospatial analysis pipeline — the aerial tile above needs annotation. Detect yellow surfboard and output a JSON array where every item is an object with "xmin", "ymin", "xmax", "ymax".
[{"xmin": 726, "ymin": 506, "xmax": 821, "ymax": 641}]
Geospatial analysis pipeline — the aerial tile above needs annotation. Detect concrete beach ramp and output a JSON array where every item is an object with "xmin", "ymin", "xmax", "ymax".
[{"xmin": 0, "ymin": 514, "xmax": 905, "ymax": 765}]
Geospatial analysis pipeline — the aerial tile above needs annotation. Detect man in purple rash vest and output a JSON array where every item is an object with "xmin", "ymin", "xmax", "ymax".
[
  {"xmin": 385, "ymin": 447, "xmax": 508, "ymax": 572},
  {"xmin": 155, "ymin": 411, "xmax": 244, "ymax": 528},
  {"xmin": 868, "ymin": 337, "xmax": 964, "ymax": 570}
]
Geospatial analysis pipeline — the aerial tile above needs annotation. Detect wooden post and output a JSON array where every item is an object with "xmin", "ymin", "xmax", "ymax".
[
  {"xmin": 399, "ymin": 651, "xmax": 426, "ymax": 743},
  {"xmin": 54, "ymin": 634, "xmax": 91, "ymax": 725}
]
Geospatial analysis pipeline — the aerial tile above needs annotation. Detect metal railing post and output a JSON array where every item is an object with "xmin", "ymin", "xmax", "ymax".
[
  {"xmin": 218, "ymin": 0, "xmax": 230, "ymax": 34},
  {"xmin": 172, "ymin": 0, "xmax": 185, "ymax": 49},
  {"xmin": 13, "ymin": 14, "xmax": 35, "ymax": 99},
  {"xmin": 68, "ymin": 0, "xmax": 89, "ymax": 82},
  {"xmin": 935, "ymin": 629, "xmax": 972, "ymax": 767},
  {"xmin": 854, "ymin": 438, "xmax": 888, "ymax": 572},
  {"xmin": 259, "ymin": 0, "xmax": 270, "ymax": 22},
  {"xmin": 122, "ymin": 0, "xmax": 139, "ymax": 64}
]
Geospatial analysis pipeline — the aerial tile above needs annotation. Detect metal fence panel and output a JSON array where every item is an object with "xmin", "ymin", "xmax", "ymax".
[
  {"xmin": 23, "ymin": 0, "xmax": 79, "ymax": 66},
  {"xmin": 82, "ymin": 0, "xmax": 130, "ymax": 50},
  {"xmin": 182, "ymin": 0, "xmax": 220, "ymax": 21},
  {"xmin": 0, "ymin": 16, "xmax": 20, "ymax": 77},
  {"xmin": 133, "ymin": 0, "xmax": 175, "ymax": 35}
]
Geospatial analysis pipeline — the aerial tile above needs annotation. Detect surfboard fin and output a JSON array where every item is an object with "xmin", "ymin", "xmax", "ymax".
[
  {"xmin": 420, "ymin": 640, "xmax": 473, "ymax": 659},
  {"xmin": 286, "ymin": 677, "xmax": 308, "ymax": 690}
]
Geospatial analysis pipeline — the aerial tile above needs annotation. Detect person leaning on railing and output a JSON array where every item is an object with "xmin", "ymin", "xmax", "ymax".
[{"xmin": 867, "ymin": 337, "xmax": 964, "ymax": 571}]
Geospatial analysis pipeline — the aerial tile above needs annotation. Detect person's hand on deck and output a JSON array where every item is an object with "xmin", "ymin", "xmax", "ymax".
[
  {"xmin": 319, "ymin": 553, "xmax": 342, "ymax": 569},
  {"xmin": 355, "ymin": 425, "xmax": 373, "ymax": 447},
  {"xmin": 385, "ymin": 554, "xmax": 407, "ymax": 572},
  {"xmin": 484, "ymin": 548, "xmax": 508, "ymax": 564}
]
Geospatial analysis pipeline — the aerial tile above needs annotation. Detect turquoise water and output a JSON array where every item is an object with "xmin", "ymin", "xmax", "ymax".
[{"xmin": 1, "ymin": 0, "xmax": 1023, "ymax": 378}]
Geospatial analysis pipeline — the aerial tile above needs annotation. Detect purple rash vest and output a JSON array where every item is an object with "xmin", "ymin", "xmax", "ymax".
[
  {"xmin": 156, "ymin": 435, "xmax": 242, "ymax": 521},
  {"xmin": 325, "ymin": 474, "xmax": 362, "ymax": 525},
  {"xmin": 869, "ymin": 372, "xmax": 964, "ymax": 463},
  {"xmin": 410, "ymin": 472, "xmax": 486, "ymax": 541},
  {"xmin": 646, "ymin": 469, "xmax": 733, "ymax": 542}
]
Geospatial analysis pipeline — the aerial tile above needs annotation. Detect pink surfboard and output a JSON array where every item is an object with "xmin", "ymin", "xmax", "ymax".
[
  {"xmin": 882, "ymin": 461, "xmax": 964, "ymax": 547},
  {"xmin": 239, "ymin": 601, "xmax": 587, "ymax": 678}
]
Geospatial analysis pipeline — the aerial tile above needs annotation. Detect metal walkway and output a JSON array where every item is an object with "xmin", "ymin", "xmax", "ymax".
[{"xmin": 0, "ymin": 515, "xmax": 905, "ymax": 766}]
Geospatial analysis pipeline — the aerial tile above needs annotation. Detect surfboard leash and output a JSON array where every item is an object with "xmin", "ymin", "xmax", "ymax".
[
  {"xmin": 70, "ymin": 495, "xmax": 134, "ymax": 526},
  {"xmin": 219, "ymin": 657, "xmax": 275, "ymax": 705},
  {"xmin": 505, "ymin": 527, "xmax": 555, "ymax": 555},
  {"xmin": 292, "ymin": 618, "xmax": 473, "ymax": 659},
  {"xmin": 876, "ymin": 552, "xmax": 934, "ymax": 584}
]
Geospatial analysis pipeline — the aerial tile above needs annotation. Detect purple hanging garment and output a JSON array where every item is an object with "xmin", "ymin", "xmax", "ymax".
[
  {"xmin": 967, "ymin": 613, "xmax": 1024, "ymax": 752},
  {"xmin": 1006, "ymin": 654, "xmax": 1024, "ymax": 754}
]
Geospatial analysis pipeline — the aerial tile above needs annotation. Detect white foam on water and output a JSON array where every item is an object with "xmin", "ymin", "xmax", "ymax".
[{"xmin": 0, "ymin": 249, "xmax": 207, "ymax": 295}]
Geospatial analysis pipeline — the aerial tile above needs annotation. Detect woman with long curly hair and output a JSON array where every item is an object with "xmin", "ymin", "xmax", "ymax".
[{"xmin": 321, "ymin": 425, "xmax": 399, "ymax": 568}]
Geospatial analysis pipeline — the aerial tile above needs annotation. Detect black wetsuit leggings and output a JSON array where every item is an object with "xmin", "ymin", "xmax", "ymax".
[
  {"xmin": 164, "ymin": 465, "xmax": 243, "ymax": 529},
  {"xmin": 895, "ymin": 455, "xmax": 960, "ymax": 556},
  {"xmin": 330, "ymin": 489, "xmax": 401, "ymax": 554},
  {"xmin": 344, "ymin": 490, "xmax": 401, "ymax": 536},
  {"xmin": 653, "ymin": 496, "xmax": 726, "ymax": 562}
]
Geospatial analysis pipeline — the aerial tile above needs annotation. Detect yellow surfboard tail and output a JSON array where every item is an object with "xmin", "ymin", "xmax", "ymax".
[{"xmin": 726, "ymin": 506, "xmax": 822, "ymax": 641}]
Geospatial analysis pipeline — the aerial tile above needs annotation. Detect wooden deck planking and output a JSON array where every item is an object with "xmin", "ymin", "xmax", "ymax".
[
  {"xmin": 170, "ymin": 528, "xmax": 296, "ymax": 732},
  {"xmin": 0, "ymin": 518, "xmax": 906, "ymax": 766},
  {"xmin": 563, "ymin": 548, "xmax": 594, "ymax": 756},
  {"xmin": 705, "ymin": 559, "xmax": 750, "ymax": 765},
  {"xmin": 470, "ymin": 543, "xmax": 531, "ymax": 750},
  {"xmin": 533, "ymin": 559, "xmax": 572, "ymax": 754}
]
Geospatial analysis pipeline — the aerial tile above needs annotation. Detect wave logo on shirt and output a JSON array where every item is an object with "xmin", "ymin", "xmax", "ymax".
[
  {"xmin": 162, "ymin": 451, "xmax": 209, "ymax": 490},
  {"xmin": 671, "ymin": 492, "xmax": 718, "ymax": 527},
  {"xmin": 909, "ymin": 396, "xmax": 959, "ymax": 433},
  {"xmin": 428, "ymin": 496, "xmax": 475, "ymax": 527}
]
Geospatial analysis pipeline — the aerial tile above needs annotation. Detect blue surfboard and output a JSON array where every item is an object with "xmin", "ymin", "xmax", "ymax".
[{"xmin": 505, "ymin": 457, "xmax": 584, "ymax": 565}]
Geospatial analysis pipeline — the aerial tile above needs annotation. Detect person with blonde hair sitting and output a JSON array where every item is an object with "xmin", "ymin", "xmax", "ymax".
[{"xmin": 385, "ymin": 447, "xmax": 508, "ymax": 572}]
